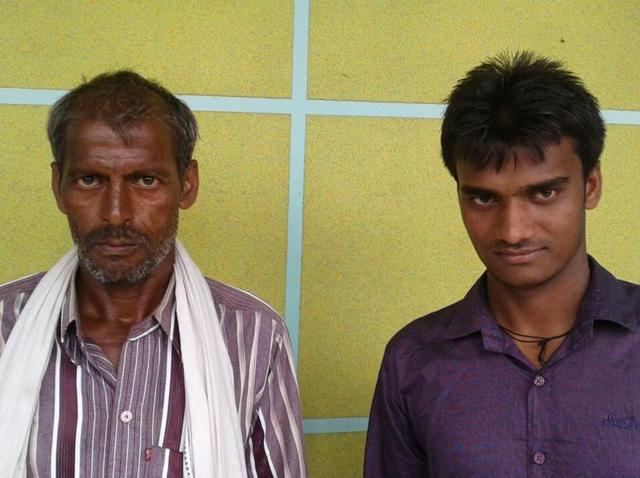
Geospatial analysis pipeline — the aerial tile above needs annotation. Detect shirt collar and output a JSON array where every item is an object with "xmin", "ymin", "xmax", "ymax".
[
  {"xmin": 443, "ymin": 256, "xmax": 639, "ymax": 340},
  {"xmin": 577, "ymin": 256, "xmax": 640, "ymax": 332},
  {"xmin": 59, "ymin": 271, "xmax": 178, "ymax": 344},
  {"xmin": 444, "ymin": 273, "xmax": 495, "ymax": 340}
]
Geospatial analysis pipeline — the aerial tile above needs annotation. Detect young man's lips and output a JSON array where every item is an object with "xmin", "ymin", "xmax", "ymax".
[{"xmin": 494, "ymin": 248, "xmax": 544, "ymax": 264}]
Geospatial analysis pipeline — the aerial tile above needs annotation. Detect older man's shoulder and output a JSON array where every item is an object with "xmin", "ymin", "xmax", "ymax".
[
  {"xmin": 0, "ymin": 272, "xmax": 45, "ymax": 298},
  {"xmin": 0, "ymin": 272, "xmax": 46, "ymax": 340},
  {"xmin": 205, "ymin": 277, "xmax": 285, "ymax": 331}
]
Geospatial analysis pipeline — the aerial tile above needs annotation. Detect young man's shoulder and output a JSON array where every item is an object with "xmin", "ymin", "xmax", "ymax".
[
  {"xmin": 613, "ymin": 276, "xmax": 640, "ymax": 312},
  {"xmin": 384, "ymin": 298, "xmax": 467, "ymax": 362},
  {"xmin": 591, "ymin": 258, "xmax": 640, "ymax": 318}
]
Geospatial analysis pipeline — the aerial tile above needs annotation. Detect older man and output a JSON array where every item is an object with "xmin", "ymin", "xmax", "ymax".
[
  {"xmin": 0, "ymin": 71, "xmax": 306, "ymax": 477},
  {"xmin": 365, "ymin": 52, "xmax": 640, "ymax": 476}
]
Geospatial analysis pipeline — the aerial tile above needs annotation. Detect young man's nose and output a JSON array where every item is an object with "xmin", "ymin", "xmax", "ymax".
[{"xmin": 495, "ymin": 200, "xmax": 534, "ymax": 246}]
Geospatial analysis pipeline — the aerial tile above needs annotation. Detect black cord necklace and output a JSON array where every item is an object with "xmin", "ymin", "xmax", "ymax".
[{"xmin": 499, "ymin": 325, "xmax": 572, "ymax": 367}]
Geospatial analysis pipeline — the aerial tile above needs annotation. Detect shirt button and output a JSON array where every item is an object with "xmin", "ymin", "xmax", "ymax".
[
  {"xmin": 533, "ymin": 375, "xmax": 546, "ymax": 387},
  {"xmin": 120, "ymin": 410, "xmax": 133, "ymax": 423},
  {"xmin": 533, "ymin": 451, "xmax": 546, "ymax": 465}
]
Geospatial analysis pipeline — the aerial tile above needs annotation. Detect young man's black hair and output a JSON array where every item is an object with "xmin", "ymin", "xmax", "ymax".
[{"xmin": 441, "ymin": 51, "xmax": 605, "ymax": 179}]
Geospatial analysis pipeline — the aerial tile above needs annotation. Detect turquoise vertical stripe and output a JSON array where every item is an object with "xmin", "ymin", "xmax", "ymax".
[
  {"xmin": 291, "ymin": 0, "xmax": 310, "ymax": 101},
  {"xmin": 283, "ymin": 0, "xmax": 310, "ymax": 363}
]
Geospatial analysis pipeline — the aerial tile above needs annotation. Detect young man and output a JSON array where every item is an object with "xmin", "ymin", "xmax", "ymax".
[
  {"xmin": 0, "ymin": 72, "xmax": 306, "ymax": 477},
  {"xmin": 364, "ymin": 52, "xmax": 640, "ymax": 477}
]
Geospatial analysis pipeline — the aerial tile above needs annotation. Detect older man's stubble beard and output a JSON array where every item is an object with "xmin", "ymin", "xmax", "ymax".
[{"xmin": 69, "ymin": 214, "xmax": 178, "ymax": 286}]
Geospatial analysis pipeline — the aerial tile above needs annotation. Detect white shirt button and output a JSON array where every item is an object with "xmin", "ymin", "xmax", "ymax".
[
  {"xmin": 533, "ymin": 375, "xmax": 546, "ymax": 387},
  {"xmin": 120, "ymin": 410, "xmax": 133, "ymax": 423},
  {"xmin": 533, "ymin": 451, "xmax": 546, "ymax": 465}
]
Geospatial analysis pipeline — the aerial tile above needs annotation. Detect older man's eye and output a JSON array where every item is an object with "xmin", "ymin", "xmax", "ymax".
[
  {"xmin": 137, "ymin": 176, "xmax": 158, "ymax": 187},
  {"xmin": 79, "ymin": 176, "xmax": 96, "ymax": 186}
]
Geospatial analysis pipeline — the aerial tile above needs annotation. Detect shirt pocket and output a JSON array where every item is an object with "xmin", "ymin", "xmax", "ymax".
[{"xmin": 141, "ymin": 445, "xmax": 183, "ymax": 477}]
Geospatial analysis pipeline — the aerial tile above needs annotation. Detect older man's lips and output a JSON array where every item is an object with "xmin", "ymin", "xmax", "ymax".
[
  {"xmin": 495, "ymin": 248, "xmax": 544, "ymax": 265},
  {"xmin": 95, "ymin": 241, "xmax": 139, "ymax": 256}
]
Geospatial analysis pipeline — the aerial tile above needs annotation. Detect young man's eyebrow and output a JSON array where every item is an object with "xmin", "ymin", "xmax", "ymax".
[
  {"xmin": 459, "ymin": 177, "xmax": 570, "ymax": 196},
  {"xmin": 524, "ymin": 176, "xmax": 569, "ymax": 193},
  {"xmin": 459, "ymin": 185, "xmax": 496, "ymax": 196}
]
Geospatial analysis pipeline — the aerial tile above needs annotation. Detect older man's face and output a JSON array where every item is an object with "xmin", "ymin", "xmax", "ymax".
[{"xmin": 52, "ymin": 120, "xmax": 198, "ymax": 285}]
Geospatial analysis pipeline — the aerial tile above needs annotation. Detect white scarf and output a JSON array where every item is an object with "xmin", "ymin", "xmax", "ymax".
[{"xmin": 0, "ymin": 241, "xmax": 247, "ymax": 478}]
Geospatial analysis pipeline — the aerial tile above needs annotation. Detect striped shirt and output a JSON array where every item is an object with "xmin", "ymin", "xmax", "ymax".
[{"xmin": 0, "ymin": 272, "xmax": 306, "ymax": 478}]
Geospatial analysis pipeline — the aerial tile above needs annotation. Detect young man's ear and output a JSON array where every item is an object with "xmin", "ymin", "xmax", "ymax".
[
  {"xmin": 179, "ymin": 160, "xmax": 199, "ymax": 210},
  {"xmin": 51, "ymin": 162, "xmax": 67, "ymax": 214},
  {"xmin": 584, "ymin": 164, "xmax": 602, "ymax": 210}
]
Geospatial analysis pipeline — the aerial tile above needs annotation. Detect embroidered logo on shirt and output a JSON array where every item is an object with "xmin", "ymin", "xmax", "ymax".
[{"xmin": 602, "ymin": 415, "xmax": 640, "ymax": 431}]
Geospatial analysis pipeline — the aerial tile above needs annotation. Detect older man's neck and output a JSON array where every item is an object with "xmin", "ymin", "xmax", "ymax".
[{"xmin": 74, "ymin": 253, "xmax": 175, "ymax": 368}]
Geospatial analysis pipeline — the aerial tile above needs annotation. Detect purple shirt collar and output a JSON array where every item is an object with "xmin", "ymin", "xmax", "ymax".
[{"xmin": 444, "ymin": 256, "xmax": 639, "ymax": 343}]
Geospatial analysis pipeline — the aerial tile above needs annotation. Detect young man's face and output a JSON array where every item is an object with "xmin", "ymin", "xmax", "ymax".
[
  {"xmin": 52, "ymin": 120, "xmax": 198, "ymax": 285},
  {"xmin": 456, "ymin": 137, "xmax": 601, "ymax": 291}
]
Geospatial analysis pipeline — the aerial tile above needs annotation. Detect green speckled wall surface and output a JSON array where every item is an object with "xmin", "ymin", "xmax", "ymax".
[{"xmin": 1, "ymin": 2, "xmax": 638, "ymax": 477}]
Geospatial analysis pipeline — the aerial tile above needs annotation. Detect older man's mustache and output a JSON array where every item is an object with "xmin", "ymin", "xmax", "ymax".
[{"xmin": 82, "ymin": 225, "xmax": 150, "ymax": 249}]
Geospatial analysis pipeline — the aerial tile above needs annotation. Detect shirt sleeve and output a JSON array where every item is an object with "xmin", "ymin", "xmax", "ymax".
[
  {"xmin": 247, "ymin": 324, "xmax": 307, "ymax": 478},
  {"xmin": 364, "ymin": 345, "xmax": 428, "ymax": 477}
]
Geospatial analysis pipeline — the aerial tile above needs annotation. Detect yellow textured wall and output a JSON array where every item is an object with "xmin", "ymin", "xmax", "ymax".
[
  {"xmin": 0, "ymin": 2, "xmax": 292, "ymax": 97},
  {"xmin": 1, "ymin": 2, "xmax": 639, "ymax": 477},
  {"xmin": 308, "ymin": 1, "xmax": 640, "ymax": 108}
]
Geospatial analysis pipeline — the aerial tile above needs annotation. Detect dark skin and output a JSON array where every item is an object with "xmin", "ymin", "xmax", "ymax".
[
  {"xmin": 72, "ymin": 252, "xmax": 175, "ymax": 368},
  {"xmin": 51, "ymin": 120, "xmax": 199, "ymax": 368},
  {"xmin": 457, "ymin": 138, "xmax": 602, "ymax": 369}
]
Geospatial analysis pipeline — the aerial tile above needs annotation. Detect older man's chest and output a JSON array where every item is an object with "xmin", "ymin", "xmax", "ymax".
[{"xmin": 28, "ymin": 328, "xmax": 186, "ymax": 478}]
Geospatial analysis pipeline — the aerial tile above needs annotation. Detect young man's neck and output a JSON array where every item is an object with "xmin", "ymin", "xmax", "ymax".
[{"xmin": 487, "ymin": 252, "xmax": 591, "ymax": 338}]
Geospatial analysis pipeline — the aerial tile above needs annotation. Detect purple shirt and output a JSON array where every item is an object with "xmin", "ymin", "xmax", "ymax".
[
  {"xmin": 365, "ymin": 258, "xmax": 640, "ymax": 477},
  {"xmin": 0, "ymin": 272, "xmax": 306, "ymax": 478}
]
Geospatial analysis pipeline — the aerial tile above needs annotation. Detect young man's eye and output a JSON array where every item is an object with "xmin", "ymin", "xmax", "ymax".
[
  {"xmin": 472, "ymin": 193, "xmax": 495, "ymax": 206},
  {"xmin": 535, "ymin": 188, "xmax": 557, "ymax": 200}
]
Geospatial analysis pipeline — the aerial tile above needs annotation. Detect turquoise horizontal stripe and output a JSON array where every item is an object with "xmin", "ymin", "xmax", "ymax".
[
  {"xmin": 0, "ymin": 88, "xmax": 66, "ymax": 105},
  {"xmin": 3, "ymin": 88, "xmax": 639, "ymax": 125},
  {"xmin": 306, "ymin": 99, "xmax": 446, "ymax": 119},
  {"xmin": 180, "ymin": 95, "xmax": 293, "ymax": 114},
  {"xmin": 601, "ymin": 109, "xmax": 640, "ymax": 125},
  {"xmin": 303, "ymin": 417, "xmax": 369, "ymax": 435}
]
